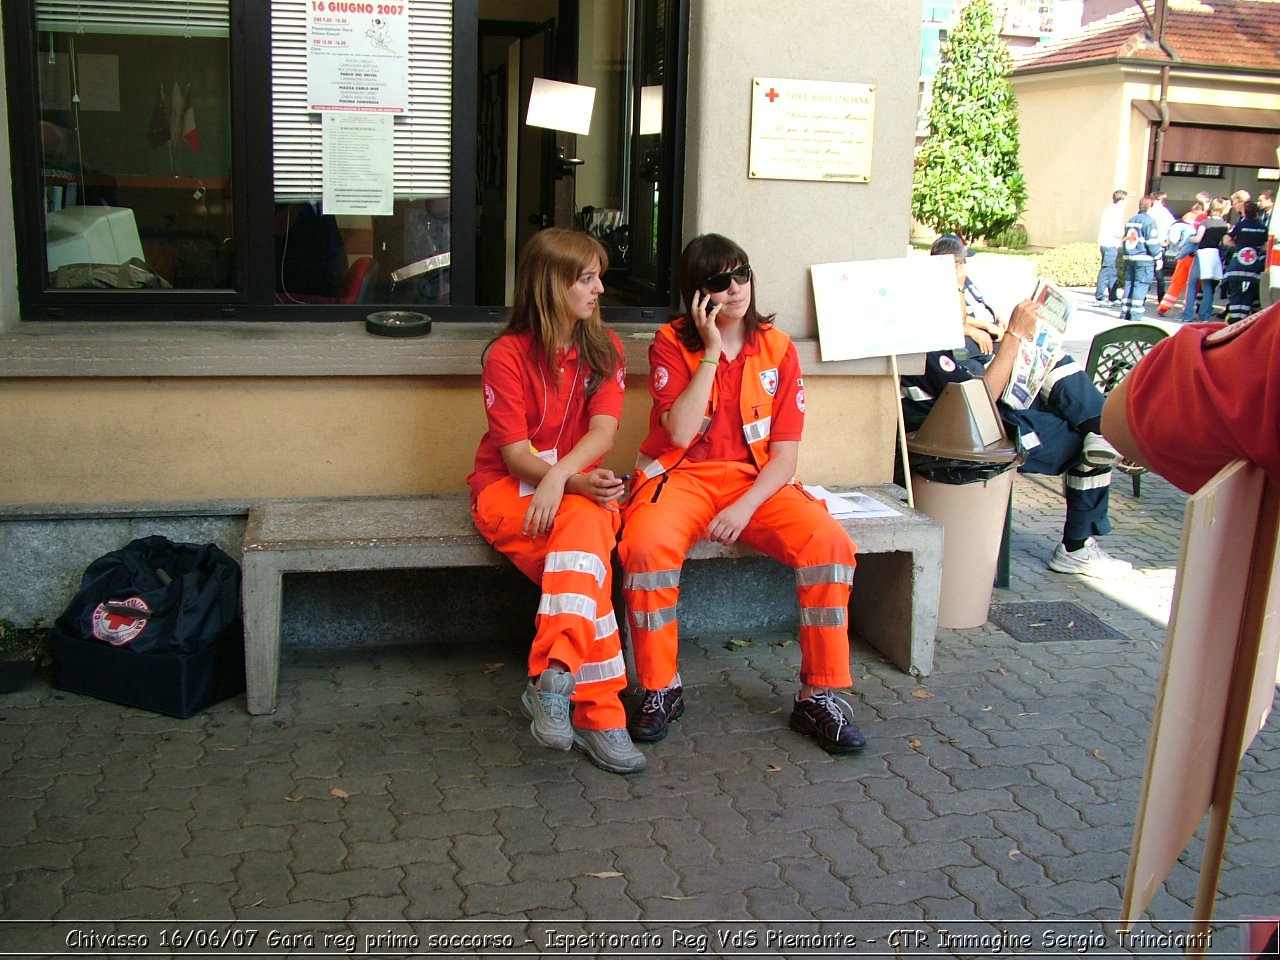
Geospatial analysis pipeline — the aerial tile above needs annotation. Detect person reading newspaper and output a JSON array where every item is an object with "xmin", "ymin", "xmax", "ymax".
[{"xmin": 900, "ymin": 234, "xmax": 1131, "ymax": 578}]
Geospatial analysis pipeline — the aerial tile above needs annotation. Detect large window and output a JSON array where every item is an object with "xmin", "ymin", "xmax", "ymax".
[{"xmin": 3, "ymin": 0, "xmax": 687, "ymax": 321}]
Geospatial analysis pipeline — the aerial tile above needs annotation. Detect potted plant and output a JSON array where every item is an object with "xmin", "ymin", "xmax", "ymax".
[{"xmin": 0, "ymin": 619, "xmax": 49, "ymax": 693}]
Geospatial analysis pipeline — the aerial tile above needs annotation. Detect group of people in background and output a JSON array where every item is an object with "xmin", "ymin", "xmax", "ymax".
[{"xmin": 1095, "ymin": 186, "xmax": 1273, "ymax": 324}]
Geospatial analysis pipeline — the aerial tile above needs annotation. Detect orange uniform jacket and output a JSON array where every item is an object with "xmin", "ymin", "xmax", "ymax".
[{"xmin": 633, "ymin": 321, "xmax": 790, "ymax": 480}]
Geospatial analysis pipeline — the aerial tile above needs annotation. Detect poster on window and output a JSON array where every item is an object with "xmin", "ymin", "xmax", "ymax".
[
  {"xmin": 322, "ymin": 113, "xmax": 395, "ymax": 215},
  {"xmin": 307, "ymin": 2, "xmax": 410, "ymax": 113}
]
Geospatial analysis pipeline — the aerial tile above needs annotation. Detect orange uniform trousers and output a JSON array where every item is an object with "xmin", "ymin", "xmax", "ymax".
[
  {"xmin": 1158, "ymin": 255, "xmax": 1193, "ymax": 313},
  {"xmin": 619, "ymin": 461, "xmax": 856, "ymax": 691},
  {"xmin": 472, "ymin": 476, "xmax": 627, "ymax": 730}
]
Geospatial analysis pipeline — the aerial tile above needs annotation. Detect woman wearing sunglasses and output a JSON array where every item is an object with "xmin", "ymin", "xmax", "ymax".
[
  {"xmin": 618, "ymin": 233, "xmax": 865, "ymax": 755},
  {"xmin": 467, "ymin": 227, "xmax": 643, "ymax": 775}
]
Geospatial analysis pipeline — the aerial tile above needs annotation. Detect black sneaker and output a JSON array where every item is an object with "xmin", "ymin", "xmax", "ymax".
[
  {"xmin": 628, "ymin": 685, "xmax": 684, "ymax": 742},
  {"xmin": 789, "ymin": 691, "xmax": 866, "ymax": 753}
]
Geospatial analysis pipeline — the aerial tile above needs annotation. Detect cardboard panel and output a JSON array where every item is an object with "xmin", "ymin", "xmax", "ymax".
[{"xmin": 1123, "ymin": 461, "xmax": 1280, "ymax": 921}]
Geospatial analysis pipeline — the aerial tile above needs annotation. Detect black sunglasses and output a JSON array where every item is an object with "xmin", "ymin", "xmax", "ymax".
[{"xmin": 701, "ymin": 263, "xmax": 752, "ymax": 293}]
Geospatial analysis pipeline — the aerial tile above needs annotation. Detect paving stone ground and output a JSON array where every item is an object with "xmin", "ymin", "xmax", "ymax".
[{"xmin": 1, "ymin": 467, "xmax": 1277, "ymax": 958}]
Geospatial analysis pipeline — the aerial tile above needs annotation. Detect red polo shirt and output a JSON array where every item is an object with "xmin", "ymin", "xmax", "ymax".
[{"xmin": 468, "ymin": 329, "xmax": 625, "ymax": 499}]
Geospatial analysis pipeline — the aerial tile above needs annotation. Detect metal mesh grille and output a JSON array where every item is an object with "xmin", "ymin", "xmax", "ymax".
[{"xmin": 989, "ymin": 601, "xmax": 1127, "ymax": 643}]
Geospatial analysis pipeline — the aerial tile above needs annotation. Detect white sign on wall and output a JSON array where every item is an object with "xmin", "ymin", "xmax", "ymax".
[{"xmin": 811, "ymin": 255, "xmax": 962, "ymax": 361}]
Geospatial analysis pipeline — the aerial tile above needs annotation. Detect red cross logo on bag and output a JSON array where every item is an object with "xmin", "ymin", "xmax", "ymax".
[{"xmin": 91, "ymin": 597, "xmax": 151, "ymax": 647}]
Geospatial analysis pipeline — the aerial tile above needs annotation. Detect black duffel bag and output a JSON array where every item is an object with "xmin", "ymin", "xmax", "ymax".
[{"xmin": 55, "ymin": 535, "xmax": 241, "ymax": 656}]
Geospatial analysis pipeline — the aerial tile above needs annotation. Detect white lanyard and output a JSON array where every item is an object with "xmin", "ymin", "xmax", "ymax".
[{"xmin": 533, "ymin": 353, "xmax": 578, "ymax": 457}]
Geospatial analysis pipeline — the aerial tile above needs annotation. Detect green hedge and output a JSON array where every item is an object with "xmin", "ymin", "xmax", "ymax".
[
  {"xmin": 1034, "ymin": 242, "xmax": 1100, "ymax": 287},
  {"xmin": 987, "ymin": 222, "xmax": 1028, "ymax": 250}
]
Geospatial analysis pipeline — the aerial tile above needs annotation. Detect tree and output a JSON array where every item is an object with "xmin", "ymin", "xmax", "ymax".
[{"xmin": 912, "ymin": 0, "xmax": 1028, "ymax": 243}]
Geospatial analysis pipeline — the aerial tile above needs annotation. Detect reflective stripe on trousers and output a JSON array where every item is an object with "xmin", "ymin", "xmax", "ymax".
[
  {"xmin": 800, "ymin": 606, "xmax": 847, "ymax": 627},
  {"xmin": 624, "ymin": 568, "xmax": 681, "ymax": 591},
  {"xmin": 795, "ymin": 562, "xmax": 856, "ymax": 588},
  {"xmin": 575, "ymin": 650, "xmax": 626, "ymax": 686},
  {"xmin": 629, "ymin": 605, "xmax": 678, "ymax": 632},
  {"xmin": 471, "ymin": 476, "xmax": 627, "ymax": 729},
  {"xmin": 543, "ymin": 550, "xmax": 609, "ymax": 587},
  {"xmin": 1065, "ymin": 470, "xmax": 1112, "ymax": 491},
  {"xmin": 1038, "ymin": 360, "xmax": 1084, "ymax": 402},
  {"xmin": 538, "ymin": 591, "xmax": 597, "ymax": 621}
]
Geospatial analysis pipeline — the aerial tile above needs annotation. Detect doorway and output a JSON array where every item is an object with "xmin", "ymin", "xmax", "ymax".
[
  {"xmin": 474, "ymin": 0, "xmax": 678, "ymax": 308},
  {"xmin": 476, "ymin": 12, "xmax": 577, "ymax": 305}
]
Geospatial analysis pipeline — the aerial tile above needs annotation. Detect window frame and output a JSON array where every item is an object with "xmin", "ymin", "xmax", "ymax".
[
  {"xmin": 3, "ymin": 0, "xmax": 687, "ymax": 324},
  {"xmin": 5, "ymin": 0, "xmax": 252, "ymax": 319}
]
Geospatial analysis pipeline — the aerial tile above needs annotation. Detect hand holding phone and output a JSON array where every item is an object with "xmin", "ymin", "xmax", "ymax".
[{"xmin": 693, "ymin": 292, "xmax": 722, "ymax": 354}]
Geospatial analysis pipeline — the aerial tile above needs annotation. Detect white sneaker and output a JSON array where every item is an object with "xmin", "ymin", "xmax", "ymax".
[
  {"xmin": 1049, "ymin": 538, "xmax": 1132, "ymax": 578},
  {"xmin": 520, "ymin": 670, "xmax": 575, "ymax": 751},
  {"xmin": 1080, "ymin": 432, "xmax": 1123, "ymax": 470},
  {"xmin": 573, "ymin": 728, "xmax": 646, "ymax": 774}
]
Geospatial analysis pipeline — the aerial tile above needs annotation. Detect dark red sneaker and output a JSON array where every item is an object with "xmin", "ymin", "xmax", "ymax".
[
  {"xmin": 789, "ymin": 691, "xmax": 866, "ymax": 753},
  {"xmin": 628, "ymin": 685, "xmax": 684, "ymax": 742}
]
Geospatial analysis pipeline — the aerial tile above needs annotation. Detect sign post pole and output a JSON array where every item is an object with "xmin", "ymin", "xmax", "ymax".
[{"xmin": 890, "ymin": 354, "xmax": 914, "ymax": 509}]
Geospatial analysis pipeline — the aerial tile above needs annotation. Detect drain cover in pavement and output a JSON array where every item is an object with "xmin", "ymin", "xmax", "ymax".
[{"xmin": 989, "ymin": 601, "xmax": 1127, "ymax": 643}]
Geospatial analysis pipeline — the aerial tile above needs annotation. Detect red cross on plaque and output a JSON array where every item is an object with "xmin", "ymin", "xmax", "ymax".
[{"xmin": 764, "ymin": 87, "xmax": 779, "ymax": 103}]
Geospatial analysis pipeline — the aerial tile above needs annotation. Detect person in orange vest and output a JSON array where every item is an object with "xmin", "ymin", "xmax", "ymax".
[
  {"xmin": 618, "ymin": 233, "xmax": 865, "ymax": 754},
  {"xmin": 466, "ymin": 228, "xmax": 642, "ymax": 775}
]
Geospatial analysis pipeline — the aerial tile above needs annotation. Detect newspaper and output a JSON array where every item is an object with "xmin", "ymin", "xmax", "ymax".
[{"xmin": 1000, "ymin": 279, "xmax": 1071, "ymax": 410}]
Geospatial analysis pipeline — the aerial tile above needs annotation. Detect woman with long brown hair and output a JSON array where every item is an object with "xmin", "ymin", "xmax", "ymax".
[{"xmin": 466, "ymin": 228, "xmax": 642, "ymax": 774}]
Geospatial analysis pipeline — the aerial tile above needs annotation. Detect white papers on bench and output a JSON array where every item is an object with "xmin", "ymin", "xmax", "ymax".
[{"xmin": 805, "ymin": 485, "xmax": 902, "ymax": 519}]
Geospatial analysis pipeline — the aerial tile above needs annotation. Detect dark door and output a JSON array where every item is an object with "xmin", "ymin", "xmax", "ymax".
[
  {"xmin": 475, "ymin": 12, "xmax": 577, "ymax": 305},
  {"xmin": 514, "ymin": 20, "xmax": 578, "ymax": 257},
  {"xmin": 474, "ymin": 0, "xmax": 677, "ymax": 309},
  {"xmin": 514, "ymin": 21, "xmax": 553, "ymax": 258}
]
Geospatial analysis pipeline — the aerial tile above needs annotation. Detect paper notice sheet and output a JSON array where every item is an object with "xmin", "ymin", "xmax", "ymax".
[{"xmin": 805, "ymin": 486, "xmax": 902, "ymax": 519}]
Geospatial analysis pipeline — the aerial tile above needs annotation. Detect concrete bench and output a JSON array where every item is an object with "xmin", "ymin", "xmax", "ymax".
[{"xmin": 241, "ymin": 485, "xmax": 944, "ymax": 714}]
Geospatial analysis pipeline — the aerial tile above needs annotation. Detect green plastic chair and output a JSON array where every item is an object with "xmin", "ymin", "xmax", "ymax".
[{"xmin": 1084, "ymin": 322, "xmax": 1170, "ymax": 496}]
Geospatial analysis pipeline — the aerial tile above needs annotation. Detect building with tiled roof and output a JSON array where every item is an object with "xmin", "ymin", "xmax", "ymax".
[
  {"xmin": 1020, "ymin": 0, "xmax": 1280, "ymax": 74},
  {"xmin": 1007, "ymin": 0, "xmax": 1280, "ymax": 245}
]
